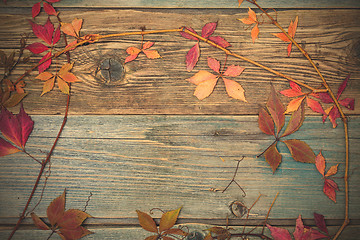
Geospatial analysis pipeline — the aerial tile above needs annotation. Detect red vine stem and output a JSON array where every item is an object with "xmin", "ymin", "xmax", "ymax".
[{"xmin": 247, "ymin": 1, "xmax": 349, "ymax": 238}]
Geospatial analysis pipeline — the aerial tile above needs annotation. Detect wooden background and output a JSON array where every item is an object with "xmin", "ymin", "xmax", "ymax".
[{"xmin": 0, "ymin": 0, "xmax": 359, "ymax": 239}]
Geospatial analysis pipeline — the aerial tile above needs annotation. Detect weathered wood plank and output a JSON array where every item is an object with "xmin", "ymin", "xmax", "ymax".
[
  {"xmin": 1, "ymin": 0, "xmax": 360, "ymax": 8},
  {"xmin": 0, "ymin": 116, "xmax": 359, "ymax": 223},
  {"xmin": 0, "ymin": 9, "xmax": 359, "ymax": 115}
]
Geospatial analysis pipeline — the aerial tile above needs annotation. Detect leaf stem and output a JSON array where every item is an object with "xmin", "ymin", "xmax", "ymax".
[
  {"xmin": 257, "ymin": 140, "xmax": 277, "ymax": 158},
  {"xmin": 23, "ymin": 150, "xmax": 41, "ymax": 164},
  {"xmin": 247, "ymin": 1, "xmax": 350, "ymax": 238}
]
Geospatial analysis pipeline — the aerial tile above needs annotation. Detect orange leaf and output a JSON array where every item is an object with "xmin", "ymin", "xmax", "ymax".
[
  {"xmin": 187, "ymin": 70, "xmax": 217, "ymax": 85},
  {"xmin": 126, "ymin": 47, "xmax": 141, "ymax": 55},
  {"xmin": 60, "ymin": 72, "xmax": 80, "ymax": 83},
  {"xmin": 238, "ymin": 17, "xmax": 255, "ymax": 25},
  {"xmin": 238, "ymin": 0, "xmax": 244, "ymax": 7},
  {"xmin": 47, "ymin": 189, "xmax": 65, "ymax": 227},
  {"xmin": 248, "ymin": 8, "xmax": 257, "ymax": 22},
  {"xmin": 264, "ymin": 143, "xmax": 282, "ymax": 173},
  {"xmin": 222, "ymin": 78, "xmax": 247, "ymax": 102},
  {"xmin": 61, "ymin": 18, "xmax": 83, "ymax": 38},
  {"xmin": 287, "ymin": 43, "xmax": 293, "ymax": 57},
  {"xmin": 142, "ymin": 41, "xmax": 154, "ymax": 50},
  {"xmin": 272, "ymin": 32, "xmax": 290, "ymax": 42},
  {"xmin": 285, "ymin": 96, "xmax": 305, "ymax": 114},
  {"xmin": 315, "ymin": 151, "xmax": 326, "ymax": 177},
  {"xmin": 325, "ymin": 163, "xmax": 339, "ymax": 177},
  {"xmin": 143, "ymin": 49, "xmax": 161, "ymax": 59},
  {"xmin": 59, "ymin": 62, "xmax": 74, "ymax": 75},
  {"xmin": 36, "ymin": 72, "xmax": 54, "ymax": 81},
  {"xmin": 136, "ymin": 210, "xmax": 158, "ymax": 233},
  {"xmin": 223, "ymin": 65, "xmax": 245, "ymax": 77},
  {"xmin": 31, "ymin": 212, "xmax": 50, "ymax": 230},
  {"xmin": 251, "ymin": 24, "xmax": 259, "ymax": 43},
  {"xmin": 282, "ymin": 99, "xmax": 305, "ymax": 137},
  {"xmin": 125, "ymin": 54, "xmax": 138, "ymax": 63},
  {"xmin": 159, "ymin": 207, "xmax": 181, "ymax": 232},
  {"xmin": 288, "ymin": 16, "xmax": 298, "ymax": 38},
  {"xmin": 207, "ymin": 57, "xmax": 220, "ymax": 73},
  {"xmin": 71, "ymin": 18, "xmax": 83, "ymax": 36},
  {"xmin": 57, "ymin": 209, "xmax": 91, "ymax": 229},
  {"xmin": 57, "ymin": 77, "xmax": 70, "ymax": 95},
  {"xmin": 41, "ymin": 78, "xmax": 55, "ymax": 96},
  {"xmin": 193, "ymin": 77, "xmax": 218, "ymax": 100}
]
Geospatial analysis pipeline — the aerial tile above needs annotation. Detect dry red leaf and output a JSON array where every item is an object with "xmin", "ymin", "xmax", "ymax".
[
  {"xmin": 32, "ymin": 0, "xmax": 59, "ymax": 18},
  {"xmin": 258, "ymin": 108, "xmax": 275, "ymax": 136},
  {"xmin": 314, "ymin": 212, "xmax": 329, "ymax": 235},
  {"xmin": 238, "ymin": 8, "xmax": 259, "ymax": 43},
  {"xmin": 180, "ymin": 22, "xmax": 231, "ymax": 71},
  {"xmin": 0, "ymin": 105, "xmax": 34, "ymax": 156},
  {"xmin": 281, "ymin": 100, "xmax": 305, "ymax": 137},
  {"xmin": 264, "ymin": 143, "xmax": 282, "ymax": 173},
  {"xmin": 273, "ymin": 16, "xmax": 298, "ymax": 56},
  {"xmin": 31, "ymin": 189, "xmax": 92, "ymax": 240},
  {"xmin": 320, "ymin": 74, "xmax": 355, "ymax": 128},
  {"xmin": 266, "ymin": 224, "xmax": 292, "ymax": 240},
  {"xmin": 125, "ymin": 41, "xmax": 161, "ymax": 63},
  {"xmin": 324, "ymin": 178, "xmax": 339, "ymax": 202},
  {"xmin": 282, "ymin": 139, "xmax": 315, "ymax": 163},
  {"xmin": 315, "ymin": 151, "xmax": 326, "ymax": 177},
  {"xmin": 266, "ymin": 84, "xmax": 285, "ymax": 135},
  {"xmin": 187, "ymin": 57, "xmax": 246, "ymax": 101}
]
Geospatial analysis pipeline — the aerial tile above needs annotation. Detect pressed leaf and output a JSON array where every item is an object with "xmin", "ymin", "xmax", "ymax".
[
  {"xmin": 284, "ymin": 96, "xmax": 305, "ymax": 114},
  {"xmin": 287, "ymin": 43, "xmax": 293, "ymax": 57},
  {"xmin": 314, "ymin": 212, "xmax": 328, "ymax": 235},
  {"xmin": 57, "ymin": 77, "xmax": 70, "ymax": 95},
  {"xmin": 60, "ymin": 72, "xmax": 80, "ymax": 83},
  {"xmin": 206, "ymin": 227, "xmax": 231, "ymax": 240},
  {"xmin": 280, "ymin": 81, "xmax": 303, "ymax": 97},
  {"xmin": 193, "ymin": 78, "xmax": 218, "ymax": 100},
  {"xmin": 264, "ymin": 143, "xmax": 282, "ymax": 173},
  {"xmin": 223, "ymin": 78, "xmax": 247, "ymax": 102},
  {"xmin": 58, "ymin": 209, "xmax": 91, "ymax": 229},
  {"xmin": 53, "ymin": 26, "xmax": 61, "ymax": 45},
  {"xmin": 319, "ymin": 92, "xmax": 333, "ymax": 104},
  {"xmin": 258, "ymin": 108, "xmax": 275, "ymax": 136},
  {"xmin": 32, "ymin": 2, "xmax": 41, "ymax": 18},
  {"xmin": 281, "ymin": 100, "xmax": 305, "ymax": 137},
  {"xmin": 38, "ymin": 51, "xmax": 52, "ymax": 73},
  {"xmin": 325, "ymin": 163, "xmax": 339, "ymax": 177},
  {"xmin": 306, "ymin": 97, "xmax": 326, "ymax": 114},
  {"xmin": 163, "ymin": 228, "xmax": 188, "ymax": 236},
  {"xmin": 145, "ymin": 235, "xmax": 159, "ymax": 240},
  {"xmin": 186, "ymin": 43, "xmax": 200, "ymax": 72},
  {"xmin": 0, "ymin": 107, "xmax": 22, "ymax": 147},
  {"xmin": 125, "ymin": 54, "xmax": 139, "ymax": 63},
  {"xmin": 337, "ymin": 74, "xmax": 350, "ymax": 99},
  {"xmin": 323, "ymin": 178, "xmax": 338, "ymax": 202},
  {"xmin": 223, "ymin": 65, "xmax": 245, "ymax": 77},
  {"xmin": 17, "ymin": 105, "xmax": 34, "ymax": 148},
  {"xmin": 315, "ymin": 151, "xmax": 326, "ymax": 177},
  {"xmin": 29, "ymin": 19, "xmax": 53, "ymax": 45},
  {"xmin": 142, "ymin": 41, "xmax": 155, "ymax": 50},
  {"xmin": 41, "ymin": 78, "xmax": 55, "ymax": 96},
  {"xmin": 126, "ymin": 47, "xmax": 141, "ymax": 56},
  {"xmin": 179, "ymin": 27, "xmax": 198, "ymax": 41},
  {"xmin": 143, "ymin": 49, "xmax": 161, "ymax": 59},
  {"xmin": 201, "ymin": 22, "xmax": 217, "ymax": 39},
  {"xmin": 266, "ymin": 85, "xmax": 285, "ymax": 135},
  {"xmin": 3, "ymin": 92, "xmax": 28, "ymax": 108},
  {"xmin": 25, "ymin": 42, "xmax": 49, "ymax": 54},
  {"xmin": 0, "ymin": 137, "xmax": 21, "ymax": 157},
  {"xmin": 238, "ymin": 0, "xmax": 244, "ymax": 7},
  {"xmin": 59, "ymin": 226, "xmax": 93, "ymax": 240},
  {"xmin": 47, "ymin": 189, "xmax": 65, "ymax": 227},
  {"xmin": 282, "ymin": 139, "xmax": 315, "ymax": 163},
  {"xmin": 162, "ymin": 236, "xmax": 175, "ymax": 240},
  {"xmin": 293, "ymin": 215, "xmax": 304, "ymax": 240},
  {"xmin": 208, "ymin": 36, "xmax": 231, "ymax": 48},
  {"xmin": 59, "ymin": 62, "xmax": 74, "ymax": 74},
  {"xmin": 31, "ymin": 212, "xmax": 50, "ymax": 230},
  {"xmin": 328, "ymin": 106, "xmax": 340, "ymax": 128},
  {"xmin": 159, "ymin": 207, "xmax": 181, "ymax": 232},
  {"xmin": 187, "ymin": 70, "xmax": 217, "ymax": 85},
  {"xmin": 339, "ymin": 97, "xmax": 355, "ymax": 110},
  {"xmin": 251, "ymin": 24, "xmax": 259, "ymax": 43},
  {"xmin": 266, "ymin": 224, "xmax": 292, "ymax": 240},
  {"xmin": 207, "ymin": 57, "xmax": 220, "ymax": 73},
  {"xmin": 136, "ymin": 210, "xmax": 158, "ymax": 233},
  {"xmin": 36, "ymin": 71, "xmax": 54, "ymax": 81},
  {"xmin": 43, "ymin": 1, "xmax": 57, "ymax": 16}
]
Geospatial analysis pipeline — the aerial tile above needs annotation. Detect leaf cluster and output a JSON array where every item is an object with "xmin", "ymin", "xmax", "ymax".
[{"xmin": 258, "ymin": 85, "xmax": 315, "ymax": 173}]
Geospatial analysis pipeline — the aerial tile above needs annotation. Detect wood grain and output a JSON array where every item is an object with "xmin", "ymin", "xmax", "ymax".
[
  {"xmin": 0, "ymin": 116, "xmax": 359, "ymax": 224},
  {"xmin": 0, "ymin": 8, "xmax": 359, "ymax": 115},
  {"xmin": 1, "ymin": 0, "xmax": 360, "ymax": 8}
]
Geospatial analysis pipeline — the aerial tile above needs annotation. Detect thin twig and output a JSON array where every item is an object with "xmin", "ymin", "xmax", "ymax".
[
  {"xmin": 221, "ymin": 157, "xmax": 246, "ymax": 196},
  {"xmin": 242, "ymin": 194, "xmax": 263, "ymax": 236},
  {"xmin": 262, "ymin": 192, "xmax": 279, "ymax": 235},
  {"xmin": 23, "ymin": 150, "xmax": 41, "ymax": 164}
]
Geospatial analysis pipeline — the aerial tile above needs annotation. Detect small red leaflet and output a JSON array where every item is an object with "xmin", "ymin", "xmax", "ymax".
[
  {"xmin": 187, "ymin": 57, "xmax": 246, "ymax": 101},
  {"xmin": 180, "ymin": 22, "xmax": 231, "ymax": 71},
  {"xmin": 0, "ymin": 105, "xmax": 34, "ymax": 156},
  {"xmin": 26, "ymin": 18, "xmax": 61, "ymax": 73},
  {"xmin": 32, "ymin": 0, "xmax": 61, "ymax": 18},
  {"xmin": 125, "ymin": 41, "xmax": 161, "ymax": 63},
  {"xmin": 315, "ymin": 151, "xmax": 340, "ymax": 202}
]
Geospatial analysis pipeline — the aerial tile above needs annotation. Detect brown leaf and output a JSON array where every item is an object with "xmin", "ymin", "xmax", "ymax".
[
  {"xmin": 258, "ymin": 108, "xmax": 275, "ymax": 136},
  {"xmin": 315, "ymin": 151, "xmax": 326, "ymax": 177},
  {"xmin": 57, "ymin": 209, "xmax": 91, "ymax": 229},
  {"xmin": 145, "ymin": 235, "xmax": 159, "ymax": 240},
  {"xmin": 136, "ymin": 210, "xmax": 158, "ymax": 233},
  {"xmin": 159, "ymin": 207, "xmax": 181, "ymax": 232},
  {"xmin": 282, "ymin": 139, "xmax": 315, "ymax": 163},
  {"xmin": 266, "ymin": 85, "xmax": 285, "ymax": 135},
  {"xmin": 59, "ymin": 226, "xmax": 93, "ymax": 240},
  {"xmin": 31, "ymin": 212, "xmax": 50, "ymax": 230},
  {"xmin": 3, "ymin": 92, "xmax": 28, "ymax": 108},
  {"xmin": 206, "ymin": 227, "xmax": 231, "ymax": 240},
  {"xmin": 47, "ymin": 189, "xmax": 65, "ymax": 227},
  {"xmin": 325, "ymin": 163, "xmax": 339, "ymax": 177},
  {"xmin": 264, "ymin": 143, "xmax": 282, "ymax": 173},
  {"xmin": 281, "ymin": 100, "xmax": 305, "ymax": 137},
  {"xmin": 163, "ymin": 228, "xmax": 188, "ymax": 236}
]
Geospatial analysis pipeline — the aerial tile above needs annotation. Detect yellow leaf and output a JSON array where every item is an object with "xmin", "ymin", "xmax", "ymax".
[
  {"xmin": 59, "ymin": 62, "xmax": 74, "ymax": 75},
  {"xmin": 41, "ymin": 77, "xmax": 55, "ymax": 96},
  {"xmin": 57, "ymin": 77, "xmax": 70, "ymax": 95},
  {"xmin": 285, "ymin": 96, "xmax": 305, "ymax": 114},
  {"xmin": 325, "ymin": 163, "xmax": 339, "ymax": 177},
  {"xmin": 159, "ymin": 207, "xmax": 182, "ymax": 232},
  {"xmin": 36, "ymin": 72, "xmax": 54, "ymax": 81}
]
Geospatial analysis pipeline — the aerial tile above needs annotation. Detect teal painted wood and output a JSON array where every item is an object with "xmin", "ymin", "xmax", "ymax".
[
  {"xmin": 1, "ymin": 0, "xmax": 360, "ymax": 8},
  {"xmin": 0, "ymin": 116, "xmax": 359, "ymax": 225}
]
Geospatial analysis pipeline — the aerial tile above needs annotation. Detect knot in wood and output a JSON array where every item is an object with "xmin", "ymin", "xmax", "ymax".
[
  {"xmin": 97, "ymin": 58, "xmax": 125, "ymax": 85},
  {"xmin": 230, "ymin": 200, "xmax": 247, "ymax": 218}
]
